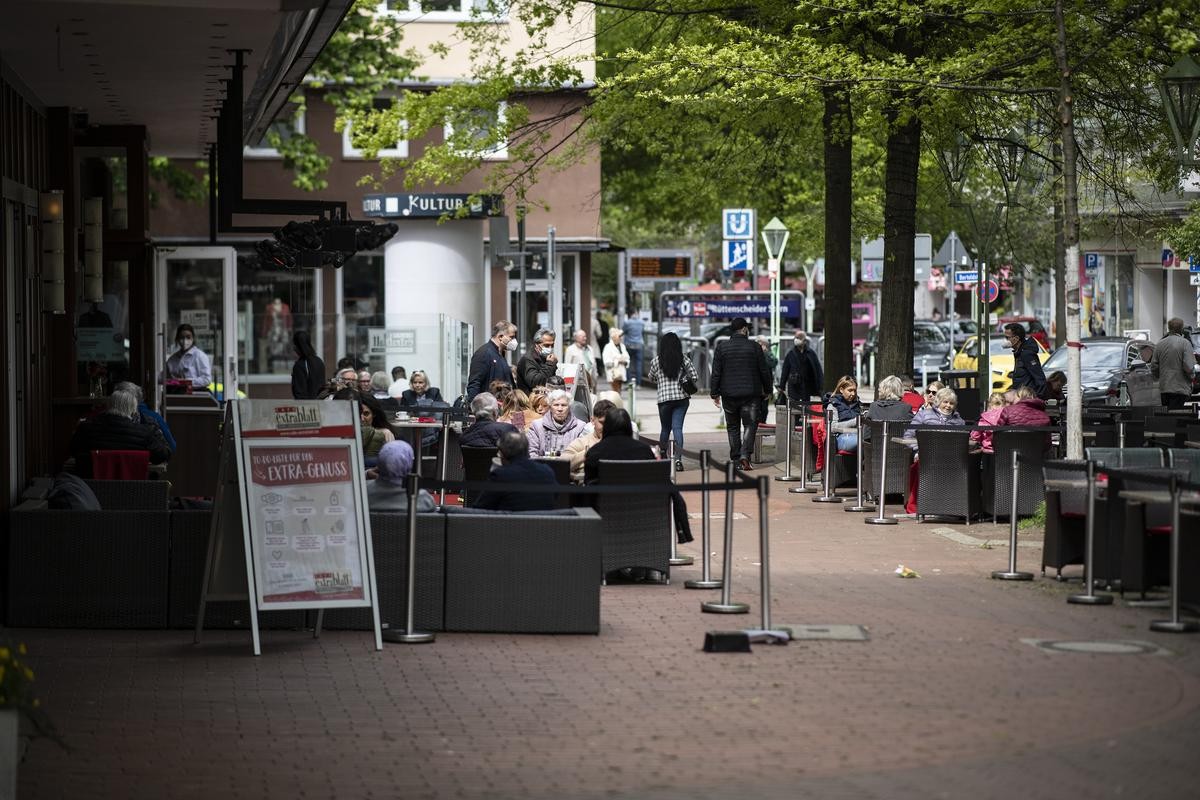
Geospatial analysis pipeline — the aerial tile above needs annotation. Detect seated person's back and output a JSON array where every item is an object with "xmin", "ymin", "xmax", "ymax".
[
  {"xmin": 70, "ymin": 390, "xmax": 171, "ymax": 477},
  {"xmin": 459, "ymin": 391, "xmax": 518, "ymax": 449},
  {"xmin": 472, "ymin": 430, "xmax": 559, "ymax": 512},
  {"xmin": 366, "ymin": 440, "xmax": 437, "ymax": 512},
  {"xmin": 584, "ymin": 407, "xmax": 656, "ymax": 484}
]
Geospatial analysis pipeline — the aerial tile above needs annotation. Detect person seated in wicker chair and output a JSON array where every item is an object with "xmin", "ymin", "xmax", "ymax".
[
  {"xmin": 358, "ymin": 393, "xmax": 395, "ymax": 466},
  {"xmin": 584, "ymin": 407, "xmax": 693, "ymax": 545},
  {"xmin": 563, "ymin": 399, "xmax": 617, "ymax": 483},
  {"xmin": 527, "ymin": 389, "xmax": 587, "ymax": 458},
  {"xmin": 366, "ymin": 440, "xmax": 437, "ymax": 513},
  {"xmin": 823, "ymin": 375, "xmax": 862, "ymax": 453},
  {"xmin": 971, "ymin": 392, "xmax": 1009, "ymax": 454},
  {"xmin": 904, "ymin": 386, "xmax": 965, "ymax": 450},
  {"xmin": 459, "ymin": 392, "xmax": 518, "ymax": 449},
  {"xmin": 473, "ymin": 430, "xmax": 559, "ymax": 512},
  {"xmin": 899, "ymin": 375, "xmax": 925, "ymax": 413},
  {"xmin": 867, "ymin": 376, "xmax": 914, "ymax": 424},
  {"xmin": 69, "ymin": 389, "xmax": 172, "ymax": 478}
]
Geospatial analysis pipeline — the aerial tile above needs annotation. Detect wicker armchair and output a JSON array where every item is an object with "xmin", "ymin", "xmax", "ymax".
[
  {"xmin": 1041, "ymin": 459, "xmax": 1088, "ymax": 579},
  {"xmin": 442, "ymin": 508, "xmax": 602, "ymax": 633},
  {"xmin": 1116, "ymin": 469, "xmax": 1186, "ymax": 598},
  {"xmin": 1168, "ymin": 448, "xmax": 1200, "ymax": 482},
  {"xmin": 85, "ymin": 479, "xmax": 169, "ymax": 509},
  {"xmin": 863, "ymin": 420, "xmax": 914, "ymax": 501},
  {"xmin": 914, "ymin": 429, "xmax": 981, "ymax": 523},
  {"xmin": 595, "ymin": 459, "xmax": 672, "ymax": 580},
  {"xmin": 460, "ymin": 446, "xmax": 497, "ymax": 506},
  {"xmin": 984, "ymin": 430, "xmax": 1049, "ymax": 521}
]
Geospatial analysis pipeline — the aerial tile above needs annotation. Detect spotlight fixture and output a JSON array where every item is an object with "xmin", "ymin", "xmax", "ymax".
[{"xmin": 254, "ymin": 219, "xmax": 399, "ymax": 270}]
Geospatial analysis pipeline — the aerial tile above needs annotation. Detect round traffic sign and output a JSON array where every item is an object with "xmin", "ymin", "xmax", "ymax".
[{"xmin": 978, "ymin": 279, "xmax": 999, "ymax": 304}]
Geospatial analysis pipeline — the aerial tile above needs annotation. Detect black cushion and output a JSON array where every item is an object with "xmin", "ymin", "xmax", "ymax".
[{"xmin": 46, "ymin": 472, "xmax": 102, "ymax": 510}]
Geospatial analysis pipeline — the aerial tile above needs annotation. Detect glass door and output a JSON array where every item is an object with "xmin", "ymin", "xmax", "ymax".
[{"xmin": 155, "ymin": 246, "xmax": 238, "ymax": 400}]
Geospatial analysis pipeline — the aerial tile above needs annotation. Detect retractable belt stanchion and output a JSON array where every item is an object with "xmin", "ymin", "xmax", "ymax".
[
  {"xmin": 668, "ymin": 441, "xmax": 693, "ymax": 567},
  {"xmin": 702, "ymin": 460, "xmax": 749, "ymax": 614},
  {"xmin": 813, "ymin": 405, "xmax": 844, "ymax": 504},
  {"xmin": 1068, "ymin": 460, "xmax": 1113, "ymax": 605},
  {"xmin": 686, "ymin": 449, "xmax": 722, "ymax": 590},
  {"xmin": 1150, "ymin": 474, "xmax": 1200, "ymax": 632},
  {"xmin": 992, "ymin": 448, "xmax": 1033, "ymax": 580},
  {"xmin": 775, "ymin": 404, "xmax": 801, "ymax": 483},
  {"xmin": 756, "ymin": 475, "xmax": 773, "ymax": 630},
  {"xmin": 1118, "ymin": 419, "xmax": 1126, "ymax": 449},
  {"xmin": 844, "ymin": 413, "xmax": 875, "ymax": 513},
  {"xmin": 382, "ymin": 473, "xmax": 436, "ymax": 643},
  {"xmin": 865, "ymin": 420, "xmax": 898, "ymax": 525},
  {"xmin": 790, "ymin": 404, "xmax": 817, "ymax": 494},
  {"xmin": 437, "ymin": 413, "xmax": 451, "ymax": 505}
]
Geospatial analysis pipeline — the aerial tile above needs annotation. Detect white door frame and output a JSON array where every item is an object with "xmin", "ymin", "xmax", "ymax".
[{"xmin": 154, "ymin": 246, "xmax": 238, "ymax": 400}]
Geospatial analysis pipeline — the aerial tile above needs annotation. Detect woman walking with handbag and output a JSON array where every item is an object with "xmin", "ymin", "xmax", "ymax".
[{"xmin": 649, "ymin": 331, "xmax": 699, "ymax": 471}]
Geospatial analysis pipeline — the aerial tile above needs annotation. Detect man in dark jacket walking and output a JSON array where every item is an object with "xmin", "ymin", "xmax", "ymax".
[
  {"xmin": 1004, "ymin": 322, "xmax": 1046, "ymax": 395},
  {"xmin": 779, "ymin": 330, "xmax": 824, "ymax": 406},
  {"xmin": 1151, "ymin": 317, "xmax": 1196, "ymax": 409},
  {"xmin": 516, "ymin": 328, "xmax": 559, "ymax": 393},
  {"xmin": 710, "ymin": 318, "xmax": 773, "ymax": 470}
]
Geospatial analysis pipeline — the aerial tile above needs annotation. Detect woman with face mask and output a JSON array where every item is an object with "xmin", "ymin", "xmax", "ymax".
[
  {"xmin": 526, "ymin": 389, "xmax": 586, "ymax": 458},
  {"xmin": 166, "ymin": 323, "xmax": 213, "ymax": 389}
]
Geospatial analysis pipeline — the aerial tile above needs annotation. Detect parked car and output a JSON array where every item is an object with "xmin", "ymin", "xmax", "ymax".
[
  {"xmin": 953, "ymin": 334, "xmax": 1051, "ymax": 392},
  {"xmin": 997, "ymin": 316, "xmax": 1051, "ymax": 351},
  {"xmin": 1040, "ymin": 336, "xmax": 1151, "ymax": 405},
  {"xmin": 929, "ymin": 317, "xmax": 977, "ymax": 348},
  {"xmin": 862, "ymin": 322, "xmax": 952, "ymax": 384}
]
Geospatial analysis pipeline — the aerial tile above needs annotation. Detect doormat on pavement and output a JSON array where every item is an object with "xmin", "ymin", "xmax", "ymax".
[
  {"xmin": 782, "ymin": 624, "xmax": 869, "ymax": 642},
  {"xmin": 688, "ymin": 512, "xmax": 750, "ymax": 520},
  {"xmin": 1020, "ymin": 639, "xmax": 1171, "ymax": 656}
]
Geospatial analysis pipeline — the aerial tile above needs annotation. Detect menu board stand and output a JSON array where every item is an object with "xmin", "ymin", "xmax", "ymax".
[{"xmin": 195, "ymin": 400, "xmax": 382, "ymax": 655}]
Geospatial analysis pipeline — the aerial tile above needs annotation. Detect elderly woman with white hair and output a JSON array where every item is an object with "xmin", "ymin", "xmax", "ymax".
[
  {"xmin": 526, "ymin": 388, "xmax": 587, "ymax": 457},
  {"xmin": 366, "ymin": 440, "xmax": 437, "ymax": 512}
]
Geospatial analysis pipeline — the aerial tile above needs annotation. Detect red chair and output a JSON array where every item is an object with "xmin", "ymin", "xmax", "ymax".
[{"xmin": 91, "ymin": 449, "xmax": 150, "ymax": 480}]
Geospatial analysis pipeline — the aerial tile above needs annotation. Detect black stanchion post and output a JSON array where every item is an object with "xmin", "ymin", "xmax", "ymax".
[
  {"xmin": 992, "ymin": 448, "xmax": 1033, "ymax": 581},
  {"xmin": 1068, "ymin": 460, "xmax": 1113, "ymax": 605},
  {"xmin": 866, "ymin": 420, "xmax": 898, "ymax": 525},
  {"xmin": 757, "ymin": 475, "xmax": 772, "ymax": 630},
  {"xmin": 701, "ymin": 460, "xmax": 749, "ymax": 614},
  {"xmin": 813, "ymin": 406, "xmax": 844, "ymax": 504},
  {"xmin": 790, "ymin": 405, "xmax": 817, "ymax": 494},
  {"xmin": 775, "ymin": 404, "xmax": 801, "ymax": 483},
  {"xmin": 1150, "ymin": 474, "xmax": 1200, "ymax": 632},
  {"xmin": 686, "ymin": 450, "xmax": 722, "ymax": 590},
  {"xmin": 437, "ymin": 413, "xmax": 450, "ymax": 506},
  {"xmin": 668, "ymin": 441, "xmax": 693, "ymax": 567},
  {"xmin": 845, "ymin": 414, "xmax": 875, "ymax": 513},
  {"xmin": 383, "ymin": 473, "xmax": 436, "ymax": 643}
]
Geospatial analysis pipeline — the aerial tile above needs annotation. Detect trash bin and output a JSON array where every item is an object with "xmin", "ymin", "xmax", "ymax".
[{"xmin": 938, "ymin": 369, "xmax": 981, "ymax": 421}]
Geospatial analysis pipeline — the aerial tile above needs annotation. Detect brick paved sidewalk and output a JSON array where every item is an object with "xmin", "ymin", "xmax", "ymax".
[{"xmin": 15, "ymin": 456, "xmax": 1200, "ymax": 799}]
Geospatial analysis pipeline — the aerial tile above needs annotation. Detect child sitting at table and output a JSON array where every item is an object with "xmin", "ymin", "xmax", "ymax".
[{"xmin": 970, "ymin": 392, "xmax": 1009, "ymax": 453}]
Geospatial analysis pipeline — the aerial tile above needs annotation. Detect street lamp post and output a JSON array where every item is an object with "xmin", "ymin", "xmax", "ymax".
[
  {"xmin": 1159, "ymin": 54, "xmax": 1200, "ymax": 169},
  {"xmin": 761, "ymin": 217, "xmax": 790, "ymax": 353}
]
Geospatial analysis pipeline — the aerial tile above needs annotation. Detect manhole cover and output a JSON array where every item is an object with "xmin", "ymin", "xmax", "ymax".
[
  {"xmin": 1021, "ymin": 638, "xmax": 1170, "ymax": 656},
  {"xmin": 785, "ymin": 624, "xmax": 869, "ymax": 642}
]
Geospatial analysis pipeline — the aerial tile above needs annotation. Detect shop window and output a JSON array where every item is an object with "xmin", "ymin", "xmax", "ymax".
[
  {"xmin": 342, "ymin": 253, "xmax": 387, "ymax": 371},
  {"xmin": 444, "ymin": 102, "xmax": 508, "ymax": 161},
  {"xmin": 343, "ymin": 99, "xmax": 409, "ymax": 160},
  {"xmin": 236, "ymin": 250, "xmax": 320, "ymax": 380}
]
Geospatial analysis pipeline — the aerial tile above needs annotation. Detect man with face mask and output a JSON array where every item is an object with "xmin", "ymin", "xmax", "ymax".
[
  {"xmin": 465, "ymin": 320, "xmax": 519, "ymax": 404},
  {"xmin": 166, "ymin": 323, "xmax": 212, "ymax": 389},
  {"xmin": 516, "ymin": 328, "xmax": 559, "ymax": 394},
  {"xmin": 778, "ymin": 330, "xmax": 824, "ymax": 406}
]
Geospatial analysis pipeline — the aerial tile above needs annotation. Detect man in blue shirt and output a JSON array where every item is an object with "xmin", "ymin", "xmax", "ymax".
[{"xmin": 622, "ymin": 312, "xmax": 645, "ymax": 385}]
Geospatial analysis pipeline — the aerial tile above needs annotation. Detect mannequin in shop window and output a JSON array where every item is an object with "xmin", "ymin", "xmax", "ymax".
[{"xmin": 261, "ymin": 297, "xmax": 293, "ymax": 373}]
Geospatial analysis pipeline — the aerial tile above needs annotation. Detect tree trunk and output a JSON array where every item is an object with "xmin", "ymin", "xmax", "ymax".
[
  {"xmin": 878, "ymin": 106, "xmax": 922, "ymax": 380},
  {"xmin": 822, "ymin": 86, "xmax": 853, "ymax": 391},
  {"xmin": 1052, "ymin": 141, "xmax": 1067, "ymax": 349},
  {"xmin": 1055, "ymin": 0, "xmax": 1083, "ymax": 459}
]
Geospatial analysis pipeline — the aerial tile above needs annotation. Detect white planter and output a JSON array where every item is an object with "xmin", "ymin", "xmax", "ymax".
[{"xmin": 0, "ymin": 709, "xmax": 17, "ymax": 800}]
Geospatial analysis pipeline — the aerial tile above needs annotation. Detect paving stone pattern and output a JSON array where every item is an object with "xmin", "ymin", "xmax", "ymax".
[{"xmin": 16, "ymin": 434, "xmax": 1200, "ymax": 799}]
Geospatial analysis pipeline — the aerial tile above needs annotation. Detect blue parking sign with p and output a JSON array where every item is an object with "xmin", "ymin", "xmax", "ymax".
[
  {"xmin": 723, "ymin": 209, "xmax": 755, "ymax": 240},
  {"xmin": 723, "ymin": 239, "xmax": 753, "ymax": 272}
]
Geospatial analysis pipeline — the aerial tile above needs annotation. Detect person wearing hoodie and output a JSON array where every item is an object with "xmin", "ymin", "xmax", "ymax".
[
  {"xmin": 904, "ymin": 386, "xmax": 965, "ymax": 449},
  {"xmin": 526, "ymin": 389, "xmax": 586, "ymax": 457},
  {"xmin": 824, "ymin": 375, "xmax": 862, "ymax": 453},
  {"xmin": 970, "ymin": 392, "xmax": 1009, "ymax": 453}
]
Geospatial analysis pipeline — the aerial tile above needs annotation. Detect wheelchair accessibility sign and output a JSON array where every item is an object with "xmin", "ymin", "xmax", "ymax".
[{"xmin": 722, "ymin": 239, "xmax": 754, "ymax": 272}]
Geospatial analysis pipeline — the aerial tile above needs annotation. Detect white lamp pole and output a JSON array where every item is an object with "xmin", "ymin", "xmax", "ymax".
[{"xmin": 761, "ymin": 217, "xmax": 790, "ymax": 354}]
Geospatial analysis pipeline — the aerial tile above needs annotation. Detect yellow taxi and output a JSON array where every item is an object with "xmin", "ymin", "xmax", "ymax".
[{"xmin": 952, "ymin": 335, "xmax": 1051, "ymax": 391}]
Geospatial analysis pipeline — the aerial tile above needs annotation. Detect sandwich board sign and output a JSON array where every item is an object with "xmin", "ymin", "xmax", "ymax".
[{"xmin": 196, "ymin": 399, "xmax": 382, "ymax": 655}]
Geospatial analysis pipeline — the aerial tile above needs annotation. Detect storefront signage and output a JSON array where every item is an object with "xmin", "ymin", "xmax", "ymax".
[
  {"xmin": 367, "ymin": 328, "xmax": 416, "ymax": 355},
  {"xmin": 665, "ymin": 296, "xmax": 801, "ymax": 319},
  {"xmin": 361, "ymin": 193, "xmax": 500, "ymax": 219},
  {"xmin": 76, "ymin": 327, "xmax": 125, "ymax": 362}
]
